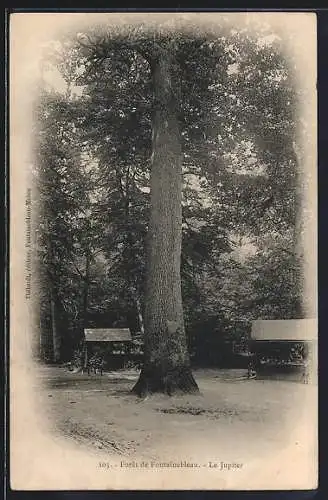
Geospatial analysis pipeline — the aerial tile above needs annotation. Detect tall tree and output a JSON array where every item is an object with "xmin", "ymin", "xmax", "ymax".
[
  {"xmin": 132, "ymin": 46, "xmax": 199, "ymax": 395},
  {"xmin": 38, "ymin": 16, "xmax": 309, "ymax": 389},
  {"xmin": 75, "ymin": 26, "xmax": 210, "ymax": 394}
]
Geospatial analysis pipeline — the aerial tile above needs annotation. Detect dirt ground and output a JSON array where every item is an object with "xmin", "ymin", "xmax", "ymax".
[{"xmin": 33, "ymin": 365, "xmax": 316, "ymax": 474}]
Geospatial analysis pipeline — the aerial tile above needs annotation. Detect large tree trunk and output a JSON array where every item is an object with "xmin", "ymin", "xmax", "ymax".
[{"xmin": 132, "ymin": 50, "xmax": 199, "ymax": 396}]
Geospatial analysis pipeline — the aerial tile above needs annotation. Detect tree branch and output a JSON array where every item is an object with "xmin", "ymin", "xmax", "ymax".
[{"xmin": 77, "ymin": 29, "xmax": 167, "ymax": 72}]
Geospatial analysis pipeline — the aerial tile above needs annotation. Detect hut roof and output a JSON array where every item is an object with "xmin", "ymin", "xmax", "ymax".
[
  {"xmin": 251, "ymin": 319, "xmax": 317, "ymax": 342},
  {"xmin": 84, "ymin": 328, "xmax": 132, "ymax": 342}
]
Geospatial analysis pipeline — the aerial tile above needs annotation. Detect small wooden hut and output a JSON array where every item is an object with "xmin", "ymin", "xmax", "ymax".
[
  {"xmin": 83, "ymin": 328, "xmax": 132, "ymax": 374},
  {"xmin": 248, "ymin": 319, "xmax": 317, "ymax": 382}
]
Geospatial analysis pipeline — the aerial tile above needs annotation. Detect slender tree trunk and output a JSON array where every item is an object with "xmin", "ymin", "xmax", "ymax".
[
  {"xmin": 132, "ymin": 50, "xmax": 199, "ymax": 396},
  {"xmin": 292, "ymin": 141, "xmax": 316, "ymax": 319},
  {"xmin": 135, "ymin": 295, "xmax": 145, "ymax": 336},
  {"xmin": 50, "ymin": 293, "xmax": 61, "ymax": 363},
  {"xmin": 130, "ymin": 283, "xmax": 145, "ymax": 335},
  {"xmin": 39, "ymin": 265, "xmax": 49, "ymax": 361},
  {"xmin": 40, "ymin": 307, "xmax": 53, "ymax": 362},
  {"xmin": 291, "ymin": 63, "xmax": 317, "ymax": 320},
  {"xmin": 291, "ymin": 143, "xmax": 305, "ymax": 318},
  {"xmin": 82, "ymin": 253, "xmax": 90, "ymax": 369},
  {"xmin": 82, "ymin": 253, "xmax": 90, "ymax": 327}
]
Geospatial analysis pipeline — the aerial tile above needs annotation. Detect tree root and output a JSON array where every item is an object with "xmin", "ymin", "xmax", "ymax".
[{"xmin": 132, "ymin": 365, "xmax": 199, "ymax": 397}]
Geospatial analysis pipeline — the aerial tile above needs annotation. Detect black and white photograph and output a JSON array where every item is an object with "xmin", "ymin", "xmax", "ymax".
[{"xmin": 9, "ymin": 11, "xmax": 317, "ymax": 490}]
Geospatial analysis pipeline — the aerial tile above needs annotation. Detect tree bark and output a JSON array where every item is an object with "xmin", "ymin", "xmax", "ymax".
[
  {"xmin": 82, "ymin": 253, "xmax": 90, "ymax": 326},
  {"xmin": 132, "ymin": 49, "xmax": 199, "ymax": 396},
  {"xmin": 82, "ymin": 253, "xmax": 90, "ymax": 368},
  {"xmin": 50, "ymin": 293, "xmax": 61, "ymax": 363},
  {"xmin": 135, "ymin": 295, "xmax": 145, "ymax": 336}
]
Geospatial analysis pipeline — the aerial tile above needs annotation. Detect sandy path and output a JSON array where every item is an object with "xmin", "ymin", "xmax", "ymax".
[
  {"xmin": 11, "ymin": 364, "xmax": 316, "ymax": 489},
  {"xmin": 36, "ymin": 366, "xmax": 316, "ymax": 467}
]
